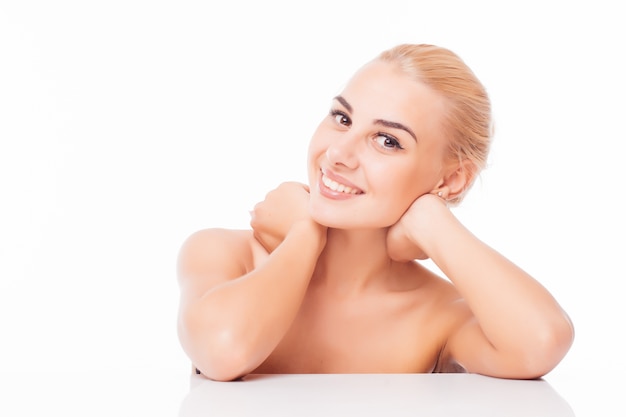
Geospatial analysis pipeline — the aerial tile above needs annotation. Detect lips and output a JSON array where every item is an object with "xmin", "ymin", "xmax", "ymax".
[{"xmin": 320, "ymin": 169, "xmax": 364, "ymax": 195}]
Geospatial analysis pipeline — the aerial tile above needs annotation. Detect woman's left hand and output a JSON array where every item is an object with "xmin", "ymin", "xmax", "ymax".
[{"xmin": 386, "ymin": 193, "xmax": 449, "ymax": 262}]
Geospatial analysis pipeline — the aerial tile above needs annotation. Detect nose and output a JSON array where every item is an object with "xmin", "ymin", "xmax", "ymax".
[{"xmin": 325, "ymin": 134, "xmax": 360, "ymax": 170}]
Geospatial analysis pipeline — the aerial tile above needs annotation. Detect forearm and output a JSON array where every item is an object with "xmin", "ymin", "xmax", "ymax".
[
  {"xmin": 423, "ymin": 209, "xmax": 573, "ymax": 357},
  {"xmin": 182, "ymin": 221, "xmax": 324, "ymax": 380}
]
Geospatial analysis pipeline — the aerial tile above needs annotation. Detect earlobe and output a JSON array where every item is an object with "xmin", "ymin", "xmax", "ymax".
[
  {"xmin": 430, "ymin": 179, "xmax": 450, "ymax": 200},
  {"xmin": 433, "ymin": 189, "xmax": 449, "ymax": 200},
  {"xmin": 439, "ymin": 160, "xmax": 474, "ymax": 201}
]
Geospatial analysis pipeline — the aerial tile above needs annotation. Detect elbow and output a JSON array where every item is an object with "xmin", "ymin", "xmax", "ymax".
[
  {"xmin": 195, "ymin": 328, "xmax": 255, "ymax": 382},
  {"xmin": 519, "ymin": 315, "xmax": 575, "ymax": 379},
  {"xmin": 178, "ymin": 309, "xmax": 257, "ymax": 382}
]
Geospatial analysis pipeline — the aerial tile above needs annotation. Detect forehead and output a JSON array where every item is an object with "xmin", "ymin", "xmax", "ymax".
[{"xmin": 340, "ymin": 60, "xmax": 448, "ymax": 142}]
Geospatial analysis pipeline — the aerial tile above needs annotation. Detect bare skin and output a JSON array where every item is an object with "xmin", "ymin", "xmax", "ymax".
[
  {"xmin": 176, "ymin": 60, "xmax": 574, "ymax": 381},
  {"xmin": 180, "ymin": 225, "xmax": 462, "ymax": 376},
  {"xmin": 251, "ymin": 228, "xmax": 465, "ymax": 375}
]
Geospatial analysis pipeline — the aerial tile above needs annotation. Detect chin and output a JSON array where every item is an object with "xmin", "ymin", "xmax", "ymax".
[
  {"xmin": 309, "ymin": 204, "xmax": 396, "ymax": 230},
  {"xmin": 308, "ymin": 181, "xmax": 402, "ymax": 229},
  {"xmin": 309, "ymin": 206, "xmax": 346, "ymax": 229},
  {"xmin": 309, "ymin": 203, "xmax": 355, "ymax": 229}
]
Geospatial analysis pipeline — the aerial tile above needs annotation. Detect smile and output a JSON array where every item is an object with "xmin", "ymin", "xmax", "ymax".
[{"xmin": 321, "ymin": 172, "xmax": 363, "ymax": 195}]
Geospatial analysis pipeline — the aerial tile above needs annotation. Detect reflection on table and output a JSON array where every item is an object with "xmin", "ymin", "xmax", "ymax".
[{"xmin": 179, "ymin": 373, "xmax": 575, "ymax": 417}]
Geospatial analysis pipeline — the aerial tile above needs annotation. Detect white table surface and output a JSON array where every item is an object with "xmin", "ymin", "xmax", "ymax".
[
  {"xmin": 181, "ymin": 373, "xmax": 573, "ymax": 417},
  {"xmin": 0, "ymin": 368, "xmax": 620, "ymax": 416}
]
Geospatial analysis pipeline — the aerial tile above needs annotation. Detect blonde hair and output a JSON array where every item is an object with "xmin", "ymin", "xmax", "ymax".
[{"xmin": 378, "ymin": 44, "xmax": 493, "ymax": 205}]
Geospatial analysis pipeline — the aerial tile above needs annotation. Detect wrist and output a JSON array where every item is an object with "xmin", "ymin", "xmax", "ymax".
[
  {"xmin": 405, "ymin": 196, "xmax": 451, "ymax": 253},
  {"xmin": 290, "ymin": 219, "xmax": 327, "ymax": 252}
]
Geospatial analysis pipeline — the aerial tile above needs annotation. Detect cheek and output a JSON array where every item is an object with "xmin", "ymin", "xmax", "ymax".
[
  {"xmin": 307, "ymin": 127, "xmax": 334, "ymax": 184},
  {"xmin": 306, "ymin": 142, "xmax": 323, "ymax": 186},
  {"xmin": 373, "ymin": 164, "xmax": 432, "ymax": 216},
  {"xmin": 307, "ymin": 124, "xmax": 325, "ymax": 158},
  {"xmin": 377, "ymin": 193, "xmax": 417, "ymax": 225},
  {"xmin": 307, "ymin": 132, "xmax": 319, "ymax": 164}
]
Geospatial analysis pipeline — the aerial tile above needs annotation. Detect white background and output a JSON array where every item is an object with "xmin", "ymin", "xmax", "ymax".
[{"xmin": 1, "ymin": 0, "xmax": 624, "ymax": 385}]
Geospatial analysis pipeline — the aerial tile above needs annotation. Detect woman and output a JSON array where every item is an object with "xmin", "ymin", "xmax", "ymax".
[{"xmin": 176, "ymin": 44, "xmax": 574, "ymax": 381}]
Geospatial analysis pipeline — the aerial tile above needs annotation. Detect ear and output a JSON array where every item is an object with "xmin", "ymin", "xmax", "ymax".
[{"xmin": 432, "ymin": 159, "xmax": 474, "ymax": 200}]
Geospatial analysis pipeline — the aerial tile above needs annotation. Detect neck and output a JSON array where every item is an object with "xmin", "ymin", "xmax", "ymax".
[{"xmin": 312, "ymin": 227, "xmax": 394, "ymax": 294}]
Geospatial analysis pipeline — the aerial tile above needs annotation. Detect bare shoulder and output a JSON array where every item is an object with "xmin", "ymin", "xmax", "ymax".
[
  {"xmin": 420, "ymin": 267, "xmax": 473, "ymax": 338},
  {"xmin": 399, "ymin": 262, "xmax": 472, "ymax": 373},
  {"xmin": 430, "ymin": 283, "xmax": 473, "ymax": 373},
  {"xmin": 424, "ymin": 276, "xmax": 477, "ymax": 374},
  {"xmin": 399, "ymin": 261, "xmax": 464, "ymax": 303},
  {"xmin": 414, "ymin": 265, "xmax": 473, "ymax": 326},
  {"xmin": 177, "ymin": 228, "xmax": 260, "ymax": 299}
]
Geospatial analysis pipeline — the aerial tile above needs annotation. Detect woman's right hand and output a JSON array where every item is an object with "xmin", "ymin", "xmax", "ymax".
[{"xmin": 250, "ymin": 181, "xmax": 325, "ymax": 253}]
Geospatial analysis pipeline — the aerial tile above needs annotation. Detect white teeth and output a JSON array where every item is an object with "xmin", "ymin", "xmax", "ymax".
[{"xmin": 322, "ymin": 174, "xmax": 359, "ymax": 194}]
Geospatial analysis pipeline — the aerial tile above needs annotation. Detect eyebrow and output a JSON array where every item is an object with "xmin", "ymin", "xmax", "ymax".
[
  {"xmin": 333, "ymin": 95, "xmax": 418, "ymax": 142},
  {"xmin": 333, "ymin": 95, "xmax": 353, "ymax": 113},
  {"xmin": 374, "ymin": 119, "xmax": 417, "ymax": 142}
]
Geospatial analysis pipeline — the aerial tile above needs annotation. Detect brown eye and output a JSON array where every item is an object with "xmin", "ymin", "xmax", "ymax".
[
  {"xmin": 331, "ymin": 110, "xmax": 351, "ymax": 126},
  {"xmin": 374, "ymin": 133, "xmax": 403, "ymax": 150}
]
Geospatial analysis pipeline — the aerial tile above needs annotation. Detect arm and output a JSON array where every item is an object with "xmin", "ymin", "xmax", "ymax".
[
  {"xmin": 388, "ymin": 194, "xmax": 574, "ymax": 379},
  {"xmin": 177, "ymin": 184, "xmax": 326, "ymax": 381}
]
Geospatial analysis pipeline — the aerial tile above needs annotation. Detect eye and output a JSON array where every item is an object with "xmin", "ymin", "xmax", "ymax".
[
  {"xmin": 330, "ymin": 110, "xmax": 351, "ymax": 127},
  {"xmin": 374, "ymin": 133, "xmax": 404, "ymax": 150}
]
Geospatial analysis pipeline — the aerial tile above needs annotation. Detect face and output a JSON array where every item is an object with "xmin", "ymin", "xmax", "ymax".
[{"xmin": 307, "ymin": 59, "xmax": 450, "ymax": 229}]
